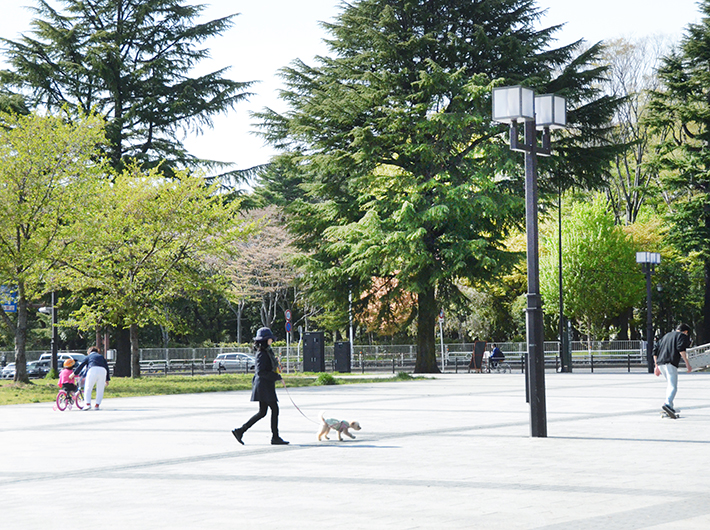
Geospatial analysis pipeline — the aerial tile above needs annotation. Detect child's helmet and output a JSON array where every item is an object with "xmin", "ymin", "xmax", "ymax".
[{"xmin": 63, "ymin": 358, "xmax": 75, "ymax": 368}]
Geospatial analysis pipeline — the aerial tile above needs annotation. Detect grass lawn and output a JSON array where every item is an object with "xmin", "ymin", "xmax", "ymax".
[{"xmin": 0, "ymin": 372, "xmax": 415, "ymax": 406}]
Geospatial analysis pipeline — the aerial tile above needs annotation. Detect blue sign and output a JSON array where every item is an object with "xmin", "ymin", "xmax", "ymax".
[
  {"xmin": 0, "ymin": 286, "xmax": 17, "ymax": 313},
  {"xmin": 285, "ymin": 321, "xmax": 292, "ymax": 333}
]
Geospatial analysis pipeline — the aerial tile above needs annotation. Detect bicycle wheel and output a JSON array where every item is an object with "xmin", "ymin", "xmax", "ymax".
[
  {"xmin": 56, "ymin": 391, "xmax": 68, "ymax": 411},
  {"xmin": 74, "ymin": 389, "xmax": 85, "ymax": 409}
]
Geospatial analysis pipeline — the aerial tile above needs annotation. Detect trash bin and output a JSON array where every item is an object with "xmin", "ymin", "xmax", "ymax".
[
  {"xmin": 303, "ymin": 332, "xmax": 325, "ymax": 372},
  {"xmin": 334, "ymin": 341, "xmax": 351, "ymax": 373}
]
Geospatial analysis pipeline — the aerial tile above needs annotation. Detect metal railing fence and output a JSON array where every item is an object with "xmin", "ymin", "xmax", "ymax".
[{"xmin": 7, "ymin": 339, "xmax": 706, "ymax": 376}]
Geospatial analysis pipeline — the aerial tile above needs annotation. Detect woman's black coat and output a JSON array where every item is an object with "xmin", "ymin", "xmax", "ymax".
[{"xmin": 250, "ymin": 347, "xmax": 282, "ymax": 403}]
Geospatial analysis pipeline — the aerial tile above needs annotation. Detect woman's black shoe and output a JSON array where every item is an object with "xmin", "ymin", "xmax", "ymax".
[
  {"xmin": 232, "ymin": 428, "xmax": 244, "ymax": 445},
  {"xmin": 271, "ymin": 437, "xmax": 289, "ymax": 445}
]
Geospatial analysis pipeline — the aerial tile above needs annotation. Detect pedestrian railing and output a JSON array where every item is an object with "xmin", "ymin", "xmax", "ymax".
[
  {"xmin": 687, "ymin": 343, "xmax": 710, "ymax": 371},
  {"xmin": 2, "ymin": 339, "xmax": 686, "ymax": 376}
]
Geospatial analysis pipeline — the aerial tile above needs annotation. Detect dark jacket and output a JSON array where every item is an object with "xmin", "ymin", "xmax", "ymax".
[
  {"xmin": 654, "ymin": 331, "xmax": 691, "ymax": 368},
  {"xmin": 74, "ymin": 352, "xmax": 111, "ymax": 381},
  {"xmin": 250, "ymin": 346, "xmax": 281, "ymax": 403}
]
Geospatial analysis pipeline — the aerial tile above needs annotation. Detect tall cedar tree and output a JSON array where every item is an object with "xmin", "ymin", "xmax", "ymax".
[
  {"xmin": 646, "ymin": 0, "xmax": 710, "ymax": 343},
  {"xmin": 0, "ymin": 0, "xmax": 251, "ymax": 174},
  {"xmin": 257, "ymin": 0, "xmax": 617, "ymax": 372}
]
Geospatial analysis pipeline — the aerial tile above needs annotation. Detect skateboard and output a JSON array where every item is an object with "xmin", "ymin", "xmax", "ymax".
[{"xmin": 661, "ymin": 406, "xmax": 679, "ymax": 419}]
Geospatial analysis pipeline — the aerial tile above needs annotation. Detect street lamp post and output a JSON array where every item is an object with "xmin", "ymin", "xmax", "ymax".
[
  {"xmin": 38, "ymin": 291, "xmax": 58, "ymax": 374},
  {"xmin": 492, "ymin": 86, "xmax": 567, "ymax": 438},
  {"xmin": 636, "ymin": 252, "xmax": 661, "ymax": 373}
]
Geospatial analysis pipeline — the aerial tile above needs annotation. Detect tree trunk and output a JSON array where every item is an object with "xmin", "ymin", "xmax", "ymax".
[
  {"xmin": 700, "ymin": 258, "xmax": 710, "ymax": 344},
  {"xmin": 113, "ymin": 327, "xmax": 131, "ymax": 377},
  {"xmin": 611, "ymin": 307, "xmax": 631, "ymax": 340},
  {"xmin": 130, "ymin": 323, "xmax": 141, "ymax": 378},
  {"xmin": 414, "ymin": 284, "xmax": 440, "ymax": 373},
  {"xmin": 13, "ymin": 285, "xmax": 29, "ymax": 384}
]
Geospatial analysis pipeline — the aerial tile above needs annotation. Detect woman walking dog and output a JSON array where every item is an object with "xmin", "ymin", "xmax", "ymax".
[{"xmin": 232, "ymin": 327, "xmax": 289, "ymax": 445}]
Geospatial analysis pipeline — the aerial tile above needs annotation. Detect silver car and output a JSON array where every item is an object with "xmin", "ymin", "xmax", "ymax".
[
  {"xmin": 212, "ymin": 353, "xmax": 255, "ymax": 373},
  {"xmin": 1, "ymin": 363, "xmax": 15, "ymax": 379}
]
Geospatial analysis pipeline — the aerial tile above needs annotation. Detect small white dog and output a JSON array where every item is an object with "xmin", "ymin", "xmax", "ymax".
[{"xmin": 317, "ymin": 412, "xmax": 361, "ymax": 441}]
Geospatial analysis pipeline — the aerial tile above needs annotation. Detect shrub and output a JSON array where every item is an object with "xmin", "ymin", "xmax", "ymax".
[{"xmin": 315, "ymin": 373, "xmax": 338, "ymax": 386}]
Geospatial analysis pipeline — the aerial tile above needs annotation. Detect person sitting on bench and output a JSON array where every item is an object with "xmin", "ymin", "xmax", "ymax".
[{"xmin": 489, "ymin": 344, "xmax": 504, "ymax": 369}]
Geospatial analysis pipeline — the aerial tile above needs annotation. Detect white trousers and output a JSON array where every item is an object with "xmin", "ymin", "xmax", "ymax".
[
  {"xmin": 84, "ymin": 366, "xmax": 107, "ymax": 406},
  {"xmin": 659, "ymin": 363, "xmax": 678, "ymax": 409}
]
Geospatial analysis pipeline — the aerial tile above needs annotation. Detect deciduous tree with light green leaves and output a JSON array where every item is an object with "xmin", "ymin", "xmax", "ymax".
[
  {"xmin": 0, "ymin": 111, "xmax": 107, "ymax": 383},
  {"xmin": 58, "ymin": 167, "xmax": 252, "ymax": 377},
  {"xmin": 540, "ymin": 198, "xmax": 645, "ymax": 341}
]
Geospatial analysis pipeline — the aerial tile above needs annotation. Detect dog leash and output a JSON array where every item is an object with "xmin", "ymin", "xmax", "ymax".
[
  {"xmin": 280, "ymin": 379, "xmax": 319, "ymax": 424},
  {"xmin": 275, "ymin": 357, "xmax": 319, "ymax": 424}
]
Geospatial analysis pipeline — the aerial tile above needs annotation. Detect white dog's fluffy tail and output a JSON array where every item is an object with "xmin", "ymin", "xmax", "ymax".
[{"xmin": 319, "ymin": 411, "xmax": 326, "ymax": 424}]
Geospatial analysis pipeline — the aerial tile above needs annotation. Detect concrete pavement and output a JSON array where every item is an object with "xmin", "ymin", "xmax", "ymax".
[{"xmin": 1, "ymin": 372, "xmax": 709, "ymax": 529}]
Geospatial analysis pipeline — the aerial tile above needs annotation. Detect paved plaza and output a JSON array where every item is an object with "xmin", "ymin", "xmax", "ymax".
[{"xmin": 1, "ymin": 371, "xmax": 709, "ymax": 529}]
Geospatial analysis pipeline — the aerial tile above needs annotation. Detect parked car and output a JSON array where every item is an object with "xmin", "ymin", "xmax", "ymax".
[
  {"xmin": 26, "ymin": 361, "xmax": 50, "ymax": 379},
  {"xmin": 212, "ymin": 353, "xmax": 256, "ymax": 373},
  {"xmin": 1, "ymin": 363, "xmax": 15, "ymax": 379},
  {"xmin": 2, "ymin": 360, "xmax": 55, "ymax": 379},
  {"xmin": 38, "ymin": 353, "xmax": 87, "ymax": 367},
  {"xmin": 36, "ymin": 359, "xmax": 52, "ymax": 374}
]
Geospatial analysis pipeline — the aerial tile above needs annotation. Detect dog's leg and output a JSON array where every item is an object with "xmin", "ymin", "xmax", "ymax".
[{"xmin": 344, "ymin": 429, "xmax": 356, "ymax": 439}]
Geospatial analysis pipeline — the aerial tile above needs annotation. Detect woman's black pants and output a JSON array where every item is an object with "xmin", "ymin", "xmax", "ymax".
[{"xmin": 242, "ymin": 401, "xmax": 279, "ymax": 437}]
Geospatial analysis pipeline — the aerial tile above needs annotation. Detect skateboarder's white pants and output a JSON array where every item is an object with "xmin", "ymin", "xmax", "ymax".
[
  {"xmin": 659, "ymin": 363, "xmax": 678, "ymax": 409},
  {"xmin": 84, "ymin": 366, "xmax": 108, "ymax": 406}
]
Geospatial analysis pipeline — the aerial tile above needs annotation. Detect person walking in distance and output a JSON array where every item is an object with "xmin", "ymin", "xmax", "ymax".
[
  {"xmin": 653, "ymin": 323, "xmax": 692, "ymax": 419},
  {"xmin": 232, "ymin": 327, "xmax": 289, "ymax": 445},
  {"xmin": 74, "ymin": 346, "xmax": 110, "ymax": 410}
]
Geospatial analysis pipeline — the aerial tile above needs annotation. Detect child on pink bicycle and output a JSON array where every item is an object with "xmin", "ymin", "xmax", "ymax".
[{"xmin": 58, "ymin": 358, "xmax": 78, "ymax": 395}]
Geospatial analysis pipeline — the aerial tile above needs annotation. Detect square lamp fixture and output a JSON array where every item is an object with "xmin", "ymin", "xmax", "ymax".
[
  {"xmin": 636, "ymin": 252, "xmax": 661, "ymax": 264},
  {"xmin": 535, "ymin": 94, "xmax": 567, "ymax": 129},
  {"xmin": 492, "ymin": 85, "xmax": 535, "ymax": 123}
]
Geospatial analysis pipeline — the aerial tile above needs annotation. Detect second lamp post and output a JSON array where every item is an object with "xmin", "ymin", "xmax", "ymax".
[{"xmin": 636, "ymin": 251, "xmax": 661, "ymax": 373}]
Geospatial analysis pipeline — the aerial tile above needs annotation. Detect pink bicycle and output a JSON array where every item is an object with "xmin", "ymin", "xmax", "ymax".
[{"xmin": 55, "ymin": 378, "xmax": 85, "ymax": 411}]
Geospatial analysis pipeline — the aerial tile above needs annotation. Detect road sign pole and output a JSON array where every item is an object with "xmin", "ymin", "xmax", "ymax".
[
  {"xmin": 439, "ymin": 309, "xmax": 445, "ymax": 372},
  {"xmin": 285, "ymin": 310, "xmax": 292, "ymax": 374}
]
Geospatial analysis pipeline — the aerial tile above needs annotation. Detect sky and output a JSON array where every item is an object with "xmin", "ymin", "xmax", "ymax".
[{"xmin": 0, "ymin": 0, "xmax": 704, "ymax": 176}]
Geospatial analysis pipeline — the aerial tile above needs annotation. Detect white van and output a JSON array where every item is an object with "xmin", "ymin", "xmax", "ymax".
[{"xmin": 38, "ymin": 352, "xmax": 87, "ymax": 366}]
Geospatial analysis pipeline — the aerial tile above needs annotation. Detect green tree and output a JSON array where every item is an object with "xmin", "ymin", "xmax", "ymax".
[
  {"xmin": 646, "ymin": 0, "xmax": 710, "ymax": 342},
  {"xmin": 58, "ymin": 167, "xmax": 251, "ymax": 377},
  {"xmin": 625, "ymin": 216, "xmax": 703, "ymax": 335},
  {"xmin": 1, "ymin": 0, "xmax": 251, "ymax": 173},
  {"xmin": 540, "ymin": 197, "xmax": 645, "ymax": 340},
  {"xmin": 257, "ymin": 0, "xmax": 617, "ymax": 371},
  {"xmin": 0, "ymin": 111, "xmax": 106, "ymax": 383},
  {"xmin": 0, "ymin": 84, "xmax": 28, "ymax": 115}
]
